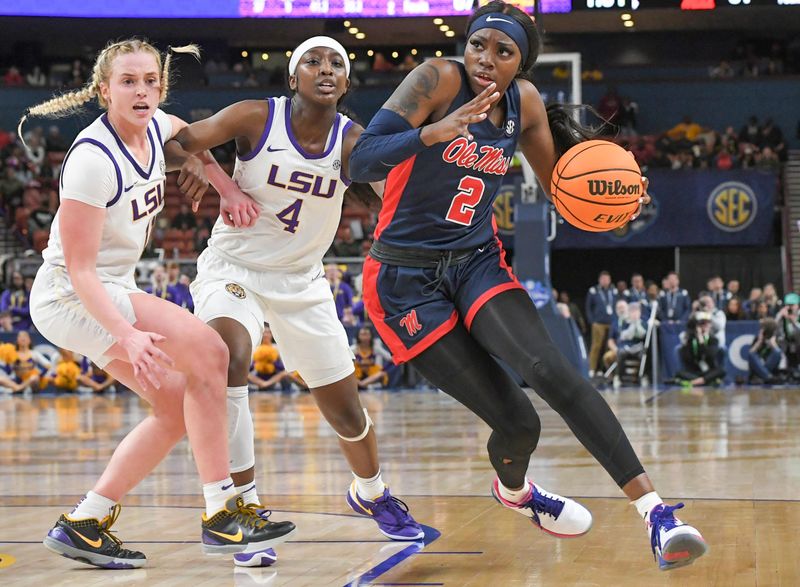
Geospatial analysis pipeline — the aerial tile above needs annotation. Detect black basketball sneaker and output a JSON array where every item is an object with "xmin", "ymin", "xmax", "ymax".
[
  {"xmin": 43, "ymin": 504, "xmax": 146, "ymax": 569},
  {"xmin": 201, "ymin": 495, "xmax": 296, "ymax": 555}
]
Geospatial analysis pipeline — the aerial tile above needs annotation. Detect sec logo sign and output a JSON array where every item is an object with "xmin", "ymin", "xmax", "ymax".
[{"xmin": 707, "ymin": 181, "xmax": 757, "ymax": 232}]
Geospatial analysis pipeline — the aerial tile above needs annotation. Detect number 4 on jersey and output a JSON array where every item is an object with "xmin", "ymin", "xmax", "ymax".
[
  {"xmin": 445, "ymin": 176, "xmax": 485, "ymax": 226},
  {"xmin": 276, "ymin": 199, "xmax": 303, "ymax": 233}
]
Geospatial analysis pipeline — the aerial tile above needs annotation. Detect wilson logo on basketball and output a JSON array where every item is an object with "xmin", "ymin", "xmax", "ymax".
[
  {"xmin": 399, "ymin": 310, "xmax": 423, "ymax": 337},
  {"xmin": 587, "ymin": 180, "xmax": 640, "ymax": 197}
]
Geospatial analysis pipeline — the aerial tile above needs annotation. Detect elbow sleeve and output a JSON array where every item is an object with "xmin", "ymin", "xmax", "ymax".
[{"xmin": 349, "ymin": 109, "xmax": 427, "ymax": 182}]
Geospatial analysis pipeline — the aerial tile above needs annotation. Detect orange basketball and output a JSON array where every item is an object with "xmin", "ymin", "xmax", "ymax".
[{"xmin": 550, "ymin": 140, "xmax": 643, "ymax": 233}]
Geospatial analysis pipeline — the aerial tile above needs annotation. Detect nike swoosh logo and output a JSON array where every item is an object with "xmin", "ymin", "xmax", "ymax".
[
  {"xmin": 208, "ymin": 528, "xmax": 243, "ymax": 542},
  {"xmin": 486, "ymin": 16, "xmax": 511, "ymax": 23},
  {"xmin": 266, "ymin": 146, "xmax": 287, "ymax": 153},
  {"xmin": 124, "ymin": 183, "xmax": 138, "ymax": 192},
  {"xmin": 222, "ymin": 482, "xmax": 234, "ymax": 490},
  {"xmin": 72, "ymin": 529, "xmax": 103, "ymax": 548}
]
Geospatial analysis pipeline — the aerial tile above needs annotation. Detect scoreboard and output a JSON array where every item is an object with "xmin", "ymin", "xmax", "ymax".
[{"xmin": 1, "ymin": 0, "xmax": 795, "ymax": 18}]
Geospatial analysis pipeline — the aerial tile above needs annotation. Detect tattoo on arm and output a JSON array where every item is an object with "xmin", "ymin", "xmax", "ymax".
[{"xmin": 384, "ymin": 62, "xmax": 440, "ymax": 119}]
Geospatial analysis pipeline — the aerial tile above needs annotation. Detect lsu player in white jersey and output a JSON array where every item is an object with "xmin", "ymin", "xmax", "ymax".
[
  {"xmin": 172, "ymin": 36, "xmax": 423, "ymax": 567},
  {"xmin": 19, "ymin": 39, "xmax": 295, "ymax": 570}
]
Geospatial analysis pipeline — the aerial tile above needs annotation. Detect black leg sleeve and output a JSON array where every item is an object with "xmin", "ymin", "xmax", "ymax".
[
  {"xmin": 470, "ymin": 290, "xmax": 646, "ymax": 488},
  {"xmin": 410, "ymin": 323, "xmax": 541, "ymax": 489}
]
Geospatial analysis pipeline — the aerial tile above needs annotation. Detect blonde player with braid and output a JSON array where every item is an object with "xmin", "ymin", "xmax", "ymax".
[{"xmin": 21, "ymin": 39, "xmax": 295, "ymax": 570}]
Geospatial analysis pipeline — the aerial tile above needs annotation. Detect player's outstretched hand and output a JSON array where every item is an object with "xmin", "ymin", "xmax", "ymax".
[
  {"xmin": 178, "ymin": 155, "xmax": 210, "ymax": 212},
  {"xmin": 630, "ymin": 176, "xmax": 651, "ymax": 222},
  {"xmin": 421, "ymin": 82, "xmax": 500, "ymax": 145},
  {"xmin": 220, "ymin": 185, "xmax": 261, "ymax": 228},
  {"xmin": 119, "ymin": 329, "xmax": 175, "ymax": 391}
]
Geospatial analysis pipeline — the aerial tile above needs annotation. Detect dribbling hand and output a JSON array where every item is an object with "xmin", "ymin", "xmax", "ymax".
[
  {"xmin": 119, "ymin": 329, "xmax": 175, "ymax": 391},
  {"xmin": 220, "ymin": 186, "xmax": 261, "ymax": 228},
  {"xmin": 421, "ymin": 82, "xmax": 500, "ymax": 146},
  {"xmin": 630, "ymin": 176, "xmax": 651, "ymax": 222},
  {"xmin": 177, "ymin": 156, "xmax": 210, "ymax": 212}
]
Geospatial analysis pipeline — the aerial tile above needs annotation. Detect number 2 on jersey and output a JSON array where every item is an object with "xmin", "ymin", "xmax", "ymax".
[
  {"xmin": 276, "ymin": 199, "xmax": 303, "ymax": 233},
  {"xmin": 445, "ymin": 176, "xmax": 485, "ymax": 226}
]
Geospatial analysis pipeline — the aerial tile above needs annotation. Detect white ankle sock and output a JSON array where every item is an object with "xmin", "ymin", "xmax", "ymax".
[
  {"xmin": 498, "ymin": 478, "xmax": 531, "ymax": 504},
  {"xmin": 235, "ymin": 482, "xmax": 260, "ymax": 507},
  {"xmin": 632, "ymin": 491, "xmax": 663, "ymax": 520},
  {"xmin": 354, "ymin": 470, "xmax": 385, "ymax": 501},
  {"xmin": 203, "ymin": 477, "xmax": 236, "ymax": 517},
  {"xmin": 70, "ymin": 490, "xmax": 116, "ymax": 521}
]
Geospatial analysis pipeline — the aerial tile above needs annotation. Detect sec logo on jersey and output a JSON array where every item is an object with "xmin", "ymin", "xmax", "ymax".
[{"xmin": 225, "ymin": 283, "xmax": 247, "ymax": 299}]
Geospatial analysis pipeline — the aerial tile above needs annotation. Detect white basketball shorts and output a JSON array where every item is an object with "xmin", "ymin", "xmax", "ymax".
[
  {"xmin": 191, "ymin": 249, "xmax": 354, "ymax": 388},
  {"xmin": 29, "ymin": 263, "xmax": 140, "ymax": 368}
]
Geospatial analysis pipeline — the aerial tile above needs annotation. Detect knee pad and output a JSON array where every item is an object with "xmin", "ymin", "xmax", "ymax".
[
  {"xmin": 227, "ymin": 385, "xmax": 255, "ymax": 473},
  {"xmin": 336, "ymin": 408, "xmax": 373, "ymax": 442}
]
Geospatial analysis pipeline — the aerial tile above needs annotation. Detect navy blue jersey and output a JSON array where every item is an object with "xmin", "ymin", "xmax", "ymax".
[{"xmin": 375, "ymin": 62, "xmax": 521, "ymax": 250}]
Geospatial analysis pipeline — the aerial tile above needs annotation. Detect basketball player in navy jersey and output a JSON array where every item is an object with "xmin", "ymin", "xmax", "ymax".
[
  {"xmin": 171, "ymin": 36, "xmax": 422, "ymax": 567},
  {"xmin": 350, "ymin": 0, "xmax": 706, "ymax": 570}
]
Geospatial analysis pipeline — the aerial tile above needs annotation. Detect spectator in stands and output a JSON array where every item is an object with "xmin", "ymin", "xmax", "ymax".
[
  {"xmin": 748, "ymin": 317, "xmax": 782, "ymax": 385},
  {"xmin": 710, "ymin": 60, "xmax": 735, "ymax": 79},
  {"xmin": 751, "ymin": 300, "xmax": 770, "ymax": 321},
  {"xmin": 0, "ymin": 311, "xmax": 13, "ymax": 333},
  {"xmin": 24, "ymin": 133, "xmax": 46, "ymax": 174},
  {"xmin": 617, "ymin": 96, "xmax": 638, "ymax": 136},
  {"xmin": 351, "ymin": 327, "xmax": 391, "ymax": 390},
  {"xmin": 645, "ymin": 281, "xmax": 661, "ymax": 311},
  {"xmin": 3, "ymin": 66, "xmax": 24, "ymax": 86},
  {"xmin": 743, "ymin": 287, "xmax": 763, "ymax": 315},
  {"xmin": 756, "ymin": 146, "xmax": 781, "ymax": 173},
  {"xmin": 0, "ymin": 271, "xmax": 32, "ymax": 331},
  {"xmin": 0, "ymin": 165, "xmax": 25, "ymax": 223},
  {"xmin": 45, "ymin": 126, "xmax": 68, "ymax": 153},
  {"xmin": 166, "ymin": 261, "xmax": 193, "ymax": 311},
  {"xmin": 703, "ymin": 275, "xmax": 731, "ymax": 311},
  {"xmin": 739, "ymin": 116, "xmax": 761, "ymax": 147},
  {"xmin": 607, "ymin": 302, "xmax": 647, "ymax": 388},
  {"xmin": 727, "ymin": 279, "xmax": 741, "ymax": 300},
  {"xmin": 331, "ymin": 225, "xmax": 361, "ymax": 257},
  {"xmin": 558, "ymin": 291, "xmax": 586, "ymax": 335},
  {"xmin": 776, "ymin": 293, "xmax": 800, "ymax": 376},
  {"xmin": 144, "ymin": 264, "xmax": 180, "ymax": 305},
  {"xmin": 763, "ymin": 283, "xmax": 781, "ymax": 316},
  {"xmin": 624, "ymin": 273, "xmax": 648, "ymax": 308},
  {"xmin": 398, "ymin": 54, "xmax": 420, "ymax": 72},
  {"xmin": 760, "ymin": 118, "xmax": 786, "ymax": 161},
  {"xmin": 248, "ymin": 326, "xmax": 290, "ymax": 391},
  {"xmin": 28, "ymin": 195, "xmax": 55, "ymax": 237},
  {"xmin": 597, "ymin": 86, "xmax": 622, "ymax": 125},
  {"xmin": 615, "ymin": 279, "xmax": 628, "ymax": 297},
  {"xmin": 12, "ymin": 330, "xmax": 47, "ymax": 390},
  {"xmin": 170, "ymin": 202, "xmax": 197, "ymax": 230},
  {"xmin": 326, "ymin": 263, "xmax": 355, "ymax": 325},
  {"xmin": 675, "ymin": 312, "xmax": 726, "ymax": 387},
  {"xmin": 665, "ymin": 115, "xmax": 706, "ymax": 144},
  {"xmin": 602, "ymin": 299, "xmax": 629, "ymax": 372},
  {"xmin": 658, "ymin": 271, "xmax": 691, "ymax": 323},
  {"xmin": 372, "ymin": 52, "xmax": 395, "ymax": 73},
  {"xmin": 25, "ymin": 66, "xmax": 46, "ymax": 87},
  {"xmin": 725, "ymin": 297, "xmax": 745, "ymax": 321},
  {"xmin": 585, "ymin": 270, "xmax": 617, "ymax": 377},
  {"xmin": 697, "ymin": 294, "xmax": 727, "ymax": 348},
  {"xmin": 195, "ymin": 225, "xmax": 211, "ymax": 252}
]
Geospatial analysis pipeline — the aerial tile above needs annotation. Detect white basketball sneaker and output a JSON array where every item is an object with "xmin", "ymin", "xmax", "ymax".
[
  {"xmin": 647, "ymin": 503, "xmax": 708, "ymax": 570},
  {"xmin": 491, "ymin": 477, "xmax": 592, "ymax": 537}
]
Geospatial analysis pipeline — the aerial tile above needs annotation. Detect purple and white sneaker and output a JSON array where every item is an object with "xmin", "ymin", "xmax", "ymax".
[
  {"xmin": 492, "ymin": 477, "xmax": 593, "ymax": 538},
  {"xmin": 346, "ymin": 481, "xmax": 424, "ymax": 541},
  {"xmin": 42, "ymin": 505, "xmax": 146, "ymax": 569},
  {"xmin": 647, "ymin": 503, "xmax": 708, "ymax": 570},
  {"xmin": 234, "ymin": 505, "xmax": 278, "ymax": 567}
]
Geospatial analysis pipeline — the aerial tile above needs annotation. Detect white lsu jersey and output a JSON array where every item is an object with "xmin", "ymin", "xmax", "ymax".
[
  {"xmin": 208, "ymin": 95, "xmax": 353, "ymax": 273},
  {"xmin": 42, "ymin": 109, "xmax": 172, "ymax": 287}
]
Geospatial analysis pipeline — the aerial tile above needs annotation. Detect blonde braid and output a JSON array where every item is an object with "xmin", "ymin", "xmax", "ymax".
[
  {"xmin": 160, "ymin": 44, "xmax": 200, "ymax": 103},
  {"xmin": 17, "ymin": 84, "xmax": 97, "ymax": 148}
]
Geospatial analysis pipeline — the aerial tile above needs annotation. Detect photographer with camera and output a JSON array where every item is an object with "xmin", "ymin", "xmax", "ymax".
[
  {"xmin": 776, "ymin": 293, "xmax": 800, "ymax": 378},
  {"xmin": 748, "ymin": 317, "xmax": 782, "ymax": 385},
  {"xmin": 675, "ymin": 311, "xmax": 727, "ymax": 387}
]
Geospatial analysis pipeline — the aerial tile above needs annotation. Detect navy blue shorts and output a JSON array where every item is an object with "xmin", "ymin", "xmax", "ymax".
[{"xmin": 362, "ymin": 238, "xmax": 522, "ymax": 363}]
